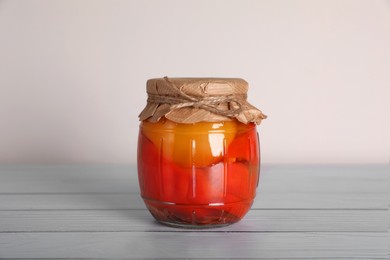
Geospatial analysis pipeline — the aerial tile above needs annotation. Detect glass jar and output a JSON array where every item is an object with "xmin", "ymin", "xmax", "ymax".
[{"xmin": 137, "ymin": 77, "xmax": 266, "ymax": 228}]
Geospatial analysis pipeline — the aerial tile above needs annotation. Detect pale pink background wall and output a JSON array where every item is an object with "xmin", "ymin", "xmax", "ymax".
[{"xmin": 0, "ymin": 0, "xmax": 389, "ymax": 164}]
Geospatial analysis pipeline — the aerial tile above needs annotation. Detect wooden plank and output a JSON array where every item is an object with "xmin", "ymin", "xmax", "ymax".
[
  {"xmin": 0, "ymin": 165, "xmax": 135, "ymax": 194},
  {"xmin": 0, "ymin": 165, "xmax": 387, "ymax": 194},
  {"xmin": 0, "ymin": 232, "xmax": 386, "ymax": 259},
  {"xmin": 257, "ymin": 191, "xmax": 387, "ymax": 209},
  {"xmin": 0, "ymin": 164, "xmax": 134, "ymax": 179},
  {"xmin": 0, "ymin": 194, "xmax": 144, "ymax": 210},
  {"xmin": 0, "ymin": 190, "xmax": 386, "ymax": 210},
  {"xmin": 259, "ymin": 164, "xmax": 388, "ymax": 193},
  {"xmin": 0, "ymin": 209, "xmax": 386, "ymax": 232}
]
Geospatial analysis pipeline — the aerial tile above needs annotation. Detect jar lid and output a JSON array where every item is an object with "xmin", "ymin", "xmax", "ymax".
[{"xmin": 139, "ymin": 77, "xmax": 267, "ymax": 124}]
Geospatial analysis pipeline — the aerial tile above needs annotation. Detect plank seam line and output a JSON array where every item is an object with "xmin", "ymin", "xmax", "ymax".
[
  {"xmin": 1, "ymin": 258, "xmax": 388, "ymax": 260},
  {"xmin": 0, "ymin": 208, "xmax": 386, "ymax": 211},
  {"xmin": 0, "ymin": 230, "xmax": 387, "ymax": 234}
]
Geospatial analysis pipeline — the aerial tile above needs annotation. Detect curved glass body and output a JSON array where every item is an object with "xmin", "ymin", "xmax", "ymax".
[{"xmin": 137, "ymin": 117, "xmax": 260, "ymax": 228}]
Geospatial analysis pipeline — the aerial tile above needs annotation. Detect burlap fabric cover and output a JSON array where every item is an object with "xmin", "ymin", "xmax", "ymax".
[{"xmin": 139, "ymin": 77, "xmax": 267, "ymax": 124}]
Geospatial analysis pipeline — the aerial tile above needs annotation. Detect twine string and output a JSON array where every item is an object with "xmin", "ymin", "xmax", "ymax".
[{"xmin": 146, "ymin": 77, "xmax": 247, "ymax": 117}]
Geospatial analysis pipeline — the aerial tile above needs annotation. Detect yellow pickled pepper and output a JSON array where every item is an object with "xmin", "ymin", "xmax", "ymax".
[{"xmin": 141, "ymin": 118, "xmax": 238, "ymax": 168}]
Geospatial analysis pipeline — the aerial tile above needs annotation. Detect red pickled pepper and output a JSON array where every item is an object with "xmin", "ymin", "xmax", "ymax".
[{"xmin": 138, "ymin": 120, "xmax": 260, "ymax": 226}]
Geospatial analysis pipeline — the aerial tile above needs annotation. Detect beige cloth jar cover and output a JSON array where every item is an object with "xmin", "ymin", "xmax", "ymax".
[{"xmin": 139, "ymin": 77, "xmax": 267, "ymax": 124}]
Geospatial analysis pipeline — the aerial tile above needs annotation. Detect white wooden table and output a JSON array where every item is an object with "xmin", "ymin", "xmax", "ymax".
[{"xmin": 0, "ymin": 164, "xmax": 388, "ymax": 259}]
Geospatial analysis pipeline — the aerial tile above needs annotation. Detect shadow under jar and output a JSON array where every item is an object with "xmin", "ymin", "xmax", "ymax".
[{"xmin": 137, "ymin": 77, "xmax": 266, "ymax": 228}]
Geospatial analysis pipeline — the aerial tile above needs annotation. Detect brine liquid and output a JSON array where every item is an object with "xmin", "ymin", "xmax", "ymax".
[{"xmin": 137, "ymin": 119, "xmax": 260, "ymax": 228}]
